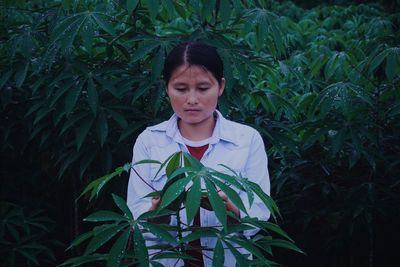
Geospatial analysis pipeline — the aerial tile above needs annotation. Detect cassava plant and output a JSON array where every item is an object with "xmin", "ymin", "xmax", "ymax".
[{"xmin": 61, "ymin": 152, "xmax": 302, "ymax": 267}]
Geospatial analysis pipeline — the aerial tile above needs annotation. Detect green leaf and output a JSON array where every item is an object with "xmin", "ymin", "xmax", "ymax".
[
  {"xmin": 161, "ymin": 0, "xmax": 175, "ymax": 19},
  {"xmin": 81, "ymin": 19, "xmax": 94, "ymax": 54},
  {"xmin": 185, "ymin": 177, "xmax": 201, "ymax": 224},
  {"xmin": 212, "ymin": 178, "xmax": 247, "ymax": 216},
  {"xmin": 219, "ymin": 0, "xmax": 230, "ymax": 28},
  {"xmin": 65, "ymin": 81, "xmax": 83, "ymax": 115},
  {"xmin": 84, "ymin": 211, "xmax": 128, "ymax": 222},
  {"xmin": 183, "ymin": 152, "xmax": 203, "ymax": 171},
  {"xmin": 227, "ymin": 236, "xmax": 266, "ymax": 261},
  {"xmin": 132, "ymin": 42, "xmax": 159, "ymax": 62},
  {"xmin": 127, "ymin": 0, "xmax": 139, "ymax": 16},
  {"xmin": 66, "ymin": 231, "xmax": 94, "ymax": 251},
  {"xmin": 87, "ymin": 77, "xmax": 98, "ymax": 115},
  {"xmin": 112, "ymin": 194, "xmax": 133, "ymax": 220},
  {"xmin": 212, "ymin": 239, "xmax": 224, "ymax": 267},
  {"xmin": 151, "ymin": 251, "xmax": 195, "ymax": 260},
  {"xmin": 59, "ymin": 254, "xmax": 108, "ymax": 266},
  {"xmin": 151, "ymin": 47, "xmax": 165, "ymax": 81},
  {"xmin": 248, "ymin": 181, "xmax": 280, "ymax": 220},
  {"xmin": 224, "ymin": 240, "xmax": 249, "ymax": 267},
  {"xmin": 107, "ymin": 109, "xmax": 128, "ymax": 129},
  {"xmin": 17, "ymin": 248, "xmax": 39, "ymax": 264},
  {"xmin": 50, "ymin": 80, "xmax": 74, "ymax": 107},
  {"xmin": 205, "ymin": 178, "xmax": 227, "ymax": 229},
  {"xmin": 180, "ymin": 229, "xmax": 218, "ymax": 243},
  {"xmin": 159, "ymin": 175, "xmax": 191, "ymax": 209},
  {"xmin": 369, "ymin": 49, "xmax": 388, "ymax": 75},
  {"xmin": 133, "ymin": 224, "xmax": 149, "ymax": 266},
  {"xmin": 14, "ymin": 62, "xmax": 29, "ymax": 88},
  {"xmin": 85, "ymin": 224, "xmax": 127, "ymax": 255},
  {"xmin": 106, "ymin": 228, "xmax": 131, "ymax": 267},
  {"xmin": 0, "ymin": 69, "xmax": 13, "ymax": 90},
  {"xmin": 203, "ymin": 0, "xmax": 216, "ymax": 21},
  {"xmin": 165, "ymin": 151, "xmax": 181, "ymax": 177},
  {"xmin": 140, "ymin": 222, "xmax": 176, "ymax": 243},
  {"xmin": 50, "ymin": 14, "xmax": 84, "ymax": 43},
  {"xmin": 259, "ymin": 238, "xmax": 305, "ymax": 254},
  {"xmin": 146, "ymin": 0, "xmax": 159, "ymax": 21},
  {"xmin": 76, "ymin": 116, "xmax": 94, "ymax": 151},
  {"xmin": 96, "ymin": 111, "xmax": 108, "ymax": 147},
  {"xmin": 91, "ymin": 13, "xmax": 116, "ymax": 36},
  {"xmin": 137, "ymin": 208, "xmax": 174, "ymax": 220}
]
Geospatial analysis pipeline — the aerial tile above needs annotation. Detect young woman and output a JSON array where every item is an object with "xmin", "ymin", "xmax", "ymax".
[{"xmin": 127, "ymin": 42, "xmax": 271, "ymax": 266}]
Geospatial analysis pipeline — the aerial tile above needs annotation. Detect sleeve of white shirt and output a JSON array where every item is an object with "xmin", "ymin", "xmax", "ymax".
[
  {"xmin": 240, "ymin": 130, "xmax": 271, "ymax": 237},
  {"xmin": 127, "ymin": 131, "xmax": 153, "ymax": 219}
]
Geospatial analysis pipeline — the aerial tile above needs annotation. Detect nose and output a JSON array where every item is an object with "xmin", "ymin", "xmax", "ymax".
[{"xmin": 186, "ymin": 89, "xmax": 198, "ymax": 105}]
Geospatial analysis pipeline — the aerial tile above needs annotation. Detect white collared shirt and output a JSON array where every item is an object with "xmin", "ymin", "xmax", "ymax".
[{"xmin": 127, "ymin": 110, "xmax": 271, "ymax": 266}]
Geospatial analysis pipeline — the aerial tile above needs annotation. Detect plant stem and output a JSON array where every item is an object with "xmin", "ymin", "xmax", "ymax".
[{"xmin": 175, "ymin": 210, "xmax": 185, "ymax": 254}]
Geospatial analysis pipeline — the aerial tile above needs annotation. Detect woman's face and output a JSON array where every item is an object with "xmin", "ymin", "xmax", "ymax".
[{"xmin": 166, "ymin": 65, "xmax": 225, "ymax": 127}]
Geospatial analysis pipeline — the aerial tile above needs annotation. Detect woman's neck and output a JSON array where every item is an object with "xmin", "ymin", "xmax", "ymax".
[{"xmin": 178, "ymin": 115, "xmax": 216, "ymax": 141}]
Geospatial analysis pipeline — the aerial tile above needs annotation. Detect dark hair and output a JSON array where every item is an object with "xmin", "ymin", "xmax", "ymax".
[{"xmin": 163, "ymin": 42, "xmax": 224, "ymax": 85}]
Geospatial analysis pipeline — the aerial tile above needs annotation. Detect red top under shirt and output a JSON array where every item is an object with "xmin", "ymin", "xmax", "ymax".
[{"xmin": 186, "ymin": 144, "xmax": 209, "ymax": 161}]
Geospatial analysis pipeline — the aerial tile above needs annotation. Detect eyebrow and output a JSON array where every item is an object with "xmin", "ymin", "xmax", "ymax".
[{"xmin": 171, "ymin": 81, "xmax": 212, "ymax": 86}]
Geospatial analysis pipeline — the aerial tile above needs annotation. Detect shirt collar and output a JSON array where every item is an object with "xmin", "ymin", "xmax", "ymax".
[{"xmin": 149, "ymin": 110, "xmax": 239, "ymax": 146}]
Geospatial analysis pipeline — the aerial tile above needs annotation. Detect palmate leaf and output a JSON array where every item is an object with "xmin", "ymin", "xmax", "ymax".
[
  {"xmin": 205, "ymin": 178, "xmax": 227, "ymax": 229},
  {"xmin": 248, "ymin": 181, "xmax": 281, "ymax": 220},
  {"xmin": 66, "ymin": 231, "xmax": 93, "ymax": 251},
  {"xmin": 65, "ymin": 80, "xmax": 83, "ymax": 116},
  {"xmin": 84, "ymin": 224, "xmax": 128, "ymax": 255},
  {"xmin": 224, "ymin": 241, "xmax": 249, "ymax": 267},
  {"xmin": 107, "ymin": 109, "xmax": 128, "ymax": 129},
  {"xmin": 134, "ymin": 224, "xmax": 149, "ymax": 267},
  {"xmin": 87, "ymin": 77, "xmax": 98, "ymax": 115},
  {"xmin": 166, "ymin": 152, "xmax": 181, "ymax": 177},
  {"xmin": 84, "ymin": 211, "xmax": 128, "ymax": 222},
  {"xmin": 258, "ymin": 238, "xmax": 305, "ymax": 255},
  {"xmin": 15, "ymin": 62, "xmax": 29, "ymax": 88},
  {"xmin": 140, "ymin": 222, "xmax": 176, "ymax": 243},
  {"xmin": 159, "ymin": 175, "xmax": 191, "ymax": 209},
  {"xmin": 151, "ymin": 251, "xmax": 195, "ymax": 261},
  {"xmin": 78, "ymin": 167, "xmax": 126, "ymax": 201},
  {"xmin": 151, "ymin": 47, "xmax": 165, "ymax": 81},
  {"xmin": 76, "ymin": 116, "xmax": 94, "ymax": 151},
  {"xmin": 112, "ymin": 194, "xmax": 133, "ymax": 220},
  {"xmin": 228, "ymin": 236, "xmax": 270, "ymax": 263},
  {"xmin": 137, "ymin": 209, "xmax": 174, "ymax": 220},
  {"xmin": 96, "ymin": 111, "xmax": 109, "ymax": 147},
  {"xmin": 212, "ymin": 178, "xmax": 247, "ymax": 216},
  {"xmin": 127, "ymin": 0, "xmax": 140, "ymax": 16},
  {"xmin": 106, "ymin": 228, "xmax": 131, "ymax": 267},
  {"xmin": 179, "ymin": 229, "xmax": 218, "ymax": 243},
  {"xmin": 183, "ymin": 152, "xmax": 204, "ymax": 171},
  {"xmin": 59, "ymin": 254, "xmax": 108, "ymax": 267},
  {"xmin": 185, "ymin": 176, "xmax": 201, "ymax": 224},
  {"xmin": 91, "ymin": 13, "xmax": 116, "ymax": 36},
  {"xmin": 212, "ymin": 239, "xmax": 224, "ymax": 267}
]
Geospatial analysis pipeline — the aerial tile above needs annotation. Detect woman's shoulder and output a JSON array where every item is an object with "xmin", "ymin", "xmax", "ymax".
[
  {"xmin": 218, "ymin": 114, "xmax": 263, "ymax": 147},
  {"xmin": 134, "ymin": 119, "xmax": 173, "ymax": 148}
]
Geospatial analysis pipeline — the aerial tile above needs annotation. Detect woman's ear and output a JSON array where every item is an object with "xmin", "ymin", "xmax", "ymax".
[{"xmin": 218, "ymin": 78, "xmax": 225, "ymax": 96}]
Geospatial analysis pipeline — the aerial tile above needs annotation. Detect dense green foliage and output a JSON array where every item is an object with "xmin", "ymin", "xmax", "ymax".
[
  {"xmin": 1, "ymin": 0, "xmax": 399, "ymax": 266},
  {"xmin": 62, "ymin": 152, "xmax": 300, "ymax": 266}
]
